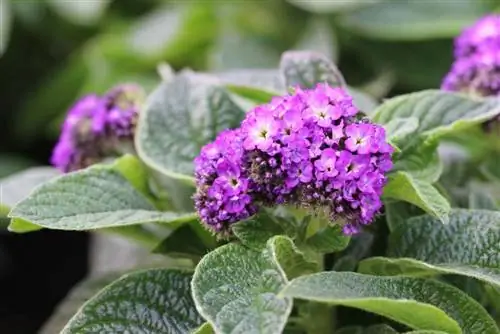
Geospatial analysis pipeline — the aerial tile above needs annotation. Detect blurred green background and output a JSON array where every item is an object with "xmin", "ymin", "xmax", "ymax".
[{"xmin": 0, "ymin": 0, "xmax": 499, "ymax": 333}]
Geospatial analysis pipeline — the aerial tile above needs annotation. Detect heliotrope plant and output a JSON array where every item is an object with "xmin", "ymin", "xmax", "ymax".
[{"xmin": 2, "ymin": 45, "xmax": 500, "ymax": 333}]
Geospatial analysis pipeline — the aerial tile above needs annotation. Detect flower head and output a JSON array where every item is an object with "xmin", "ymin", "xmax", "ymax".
[
  {"xmin": 50, "ymin": 95, "xmax": 107, "ymax": 172},
  {"xmin": 194, "ymin": 83, "xmax": 393, "ymax": 235},
  {"xmin": 50, "ymin": 83, "xmax": 145, "ymax": 173},
  {"xmin": 454, "ymin": 15, "xmax": 500, "ymax": 58},
  {"xmin": 441, "ymin": 48, "xmax": 500, "ymax": 96}
]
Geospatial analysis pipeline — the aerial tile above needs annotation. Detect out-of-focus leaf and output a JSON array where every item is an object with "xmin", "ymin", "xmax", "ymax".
[
  {"xmin": 338, "ymin": 1, "xmax": 492, "ymax": 40},
  {"xmin": 0, "ymin": 0, "xmax": 11, "ymax": 56},
  {"xmin": 293, "ymin": 18, "xmax": 337, "ymax": 63},
  {"xmin": 47, "ymin": 0, "xmax": 111, "ymax": 26},
  {"xmin": 288, "ymin": 0, "xmax": 381, "ymax": 14}
]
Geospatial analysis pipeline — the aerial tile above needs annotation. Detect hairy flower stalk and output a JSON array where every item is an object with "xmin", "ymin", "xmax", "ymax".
[
  {"xmin": 51, "ymin": 83, "xmax": 145, "ymax": 172},
  {"xmin": 194, "ymin": 84, "xmax": 393, "ymax": 235}
]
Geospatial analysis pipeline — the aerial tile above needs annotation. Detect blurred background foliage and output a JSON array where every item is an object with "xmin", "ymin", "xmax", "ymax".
[{"xmin": 1, "ymin": 0, "xmax": 500, "ymax": 333}]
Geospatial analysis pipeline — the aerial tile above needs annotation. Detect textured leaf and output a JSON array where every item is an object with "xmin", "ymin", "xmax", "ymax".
[
  {"xmin": 287, "ymin": 0, "xmax": 381, "ymax": 13},
  {"xmin": 384, "ymin": 117, "xmax": 419, "ymax": 144},
  {"xmin": 338, "ymin": 1, "xmax": 492, "ymax": 40},
  {"xmin": 232, "ymin": 212, "xmax": 295, "ymax": 250},
  {"xmin": 191, "ymin": 243, "xmax": 292, "ymax": 334},
  {"xmin": 8, "ymin": 165, "xmax": 196, "ymax": 231},
  {"xmin": 361, "ymin": 210, "xmax": 500, "ymax": 288},
  {"xmin": 136, "ymin": 71, "xmax": 245, "ymax": 181},
  {"xmin": 40, "ymin": 273, "xmax": 121, "ymax": 334},
  {"xmin": 281, "ymin": 272, "xmax": 499, "ymax": 333},
  {"xmin": 373, "ymin": 91, "xmax": 500, "ymax": 151},
  {"xmin": 392, "ymin": 144, "xmax": 443, "ymax": 183},
  {"xmin": 279, "ymin": 50, "xmax": 346, "ymax": 89},
  {"xmin": 305, "ymin": 225, "xmax": 350, "ymax": 254},
  {"xmin": 0, "ymin": 167, "xmax": 60, "ymax": 209},
  {"xmin": 383, "ymin": 171, "xmax": 450, "ymax": 223},
  {"xmin": 269, "ymin": 236, "xmax": 318, "ymax": 280},
  {"xmin": 62, "ymin": 269, "xmax": 203, "ymax": 333}
]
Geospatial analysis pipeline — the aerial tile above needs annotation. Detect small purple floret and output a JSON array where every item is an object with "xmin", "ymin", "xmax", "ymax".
[
  {"xmin": 50, "ymin": 84, "xmax": 145, "ymax": 173},
  {"xmin": 194, "ymin": 83, "xmax": 393, "ymax": 235}
]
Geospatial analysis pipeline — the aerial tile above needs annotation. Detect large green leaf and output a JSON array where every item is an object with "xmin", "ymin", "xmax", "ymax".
[
  {"xmin": 62, "ymin": 269, "xmax": 203, "ymax": 333},
  {"xmin": 0, "ymin": 167, "xmax": 60, "ymax": 210},
  {"xmin": 232, "ymin": 212, "xmax": 297, "ymax": 250},
  {"xmin": 373, "ymin": 91, "xmax": 500, "ymax": 150},
  {"xmin": 287, "ymin": 0, "xmax": 381, "ymax": 13},
  {"xmin": 361, "ymin": 210, "xmax": 500, "ymax": 288},
  {"xmin": 191, "ymin": 241, "xmax": 292, "ymax": 334},
  {"xmin": 8, "ymin": 164, "xmax": 196, "ymax": 231},
  {"xmin": 281, "ymin": 272, "xmax": 499, "ymax": 333},
  {"xmin": 305, "ymin": 225, "xmax": 350, "ymax": 254},
  {"xmin": 338, "ymin": 1, "xmax": 492, "ymax": 40},
  {"xmin": 279, "ymin": 50, "xmax": 346, "ymax": 89},
  {"xmin": 383, "ymin": 171, "xmax": 450, "ymax": 223},
  {"xmin": 269, "ymin": 236, "xmax": 318, "ymax": 280},
  {"xmin": 135, "ymin": 71, "xmax": 245, "ymax": 182}
]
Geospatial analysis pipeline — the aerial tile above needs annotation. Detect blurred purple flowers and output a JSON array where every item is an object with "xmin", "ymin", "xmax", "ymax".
[
  {"xmin": 442, "ymin": 14, "xmax": 500, "ymax": 96},
  {"xmin": 194, "ymin": 84, "xmax": 393, "ymax": 235},
  {"xmin": 51, "ymin": 84, "xmax": 145, "ymax": 172}
]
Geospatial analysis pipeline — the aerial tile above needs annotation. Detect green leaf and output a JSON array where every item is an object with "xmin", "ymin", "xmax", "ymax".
[
  {"xmin": 373, "ymin": 91, "xmax": 500, "ymax": 150},
  {"xmin": 192, "ymin": 323, "xmax": 214, "ymax": 334},
  {"xmin": 349, "ymin": 87, "xmax": 379, "ymax": 114},
  {"xmin": 232, "ymin": 212, "xmax": 296, "ymax": 250},
  {"xmin": 469, "ymin": 189, "xmax": 498, "ymax": 210},
  {"xmin": 306, "ymin": 225, "xmax": 350, "ymax": 254},
  {"xmin": 269, "ymin": 236, "xmax": 318, "ymax": 280},
  {"xmin": 0, "ymin": 167, "xmax": 60, "ymax": 210},
  {"xmin": 281, "ymin": 272, "xmax": 499, "ymax": 333},
  {"xmin": 294, "ymin": 18, "xmax": 337, "ymax": 63},
  {"xmin": 287, "ymin": 0, "xmax": 381, "ymax": 14},
  {"xmin": 361, "ymin": 209, "xmax": 500, "ymax": 288},
  {"xmin": 384, "ymin": 117, "xmax": 419, "ymax": 144},
  {"xmin": 336, "ymin": 324, "xmax": 398, "ymax": 334},
  {"xmin": 40, "ymin": 273, "xmax": 122, "ymax": 334},
  {"xmin": 384, "ymin": 200, "xmax": 423, "ymax": 232},
  {"xmin": 338, "ymin": 1, "xmax": 493, "ymax": 40},
  {"xmin": 8, "ymin": 164, "xmax": 196, "ymax": 231},
  {"xmin": 392, "ymin": 144, "xmax": 443, "ymax": 183},
  {"xmin": 191, "ymin": 243, "xmax": 292, "ymax": 334},
  {"xmin": 153, "ymin": 223, "xmax": 214, "ymax": 261},
  {"xmin": 136, "ymin": 71, "xmax": 245, "ymax": 182},
  {"xmin": 47, "ymin": 0, "xmax": 110, "ymax": 25},
  {"xmin": 0, "ymin": 0, "xmax": 11, "ymax": 56},
  {"xmin": 279, "ymin": 50, "xmax": 346, "ymax": 89},
  {"xmin": 383, "ymin": 171, "xmax": 450, "ymax": 223},
  {"xmin": 62, "ymin": 269, "xmax": 203, "ymax": 333}
]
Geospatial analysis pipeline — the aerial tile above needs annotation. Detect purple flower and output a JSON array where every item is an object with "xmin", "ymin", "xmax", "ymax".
[
  {"xmin": 454, "ymin": 15, "xmax": 500, "ymax": 58},
  {"xmin": 194, "ymin": 83, "xmax": 393, "ymax": 235},
  {"xmin": 315, "ymin": 148, "xmax": 338, "ymax": 179},
  {"xmin": 50, "ymin": 83, "xmax": 145, "ymax": 173},
  {"xmin": 345, "ymin": 123, "xmax": 374, "ymax": 154},
  {"xmin": 442, "ymin": 49, "xmax": 500, "ymax": 96}
]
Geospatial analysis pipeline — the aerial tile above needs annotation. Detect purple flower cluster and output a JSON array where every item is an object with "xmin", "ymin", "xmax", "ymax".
[
  {"xmin": 51, "ymin": 84, "xmax": 145, "ymax": 172},
  {"xmin": 194, "ymin": 84, "xmax": 393, "ymax": 235},
  {"xmin": 442, "ymin": 14, "xmax": 500, "ymax": 96}
]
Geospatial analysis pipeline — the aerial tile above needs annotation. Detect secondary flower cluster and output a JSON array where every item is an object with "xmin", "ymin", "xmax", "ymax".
[
  {"xmin": 194, "ymin": 84, "xmax": 393, "ymax": 235},
  {"xmin": 442, "ymin": 15, "xmax": 500, "ymax": 96},
  {"xmin": 51, "ymin": 84, "xmax": 145, "ymax": 172}
]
